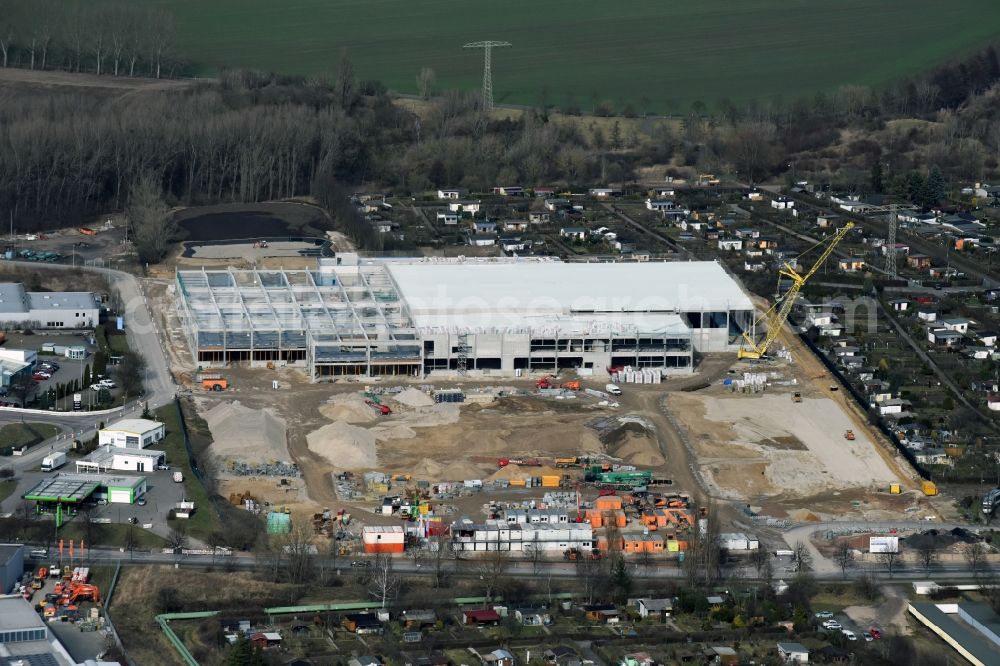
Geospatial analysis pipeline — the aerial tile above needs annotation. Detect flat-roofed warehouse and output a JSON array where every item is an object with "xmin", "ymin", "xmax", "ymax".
[{"xmin": 175, "ymin": 257, "xmax": 754, "ymax": 381}]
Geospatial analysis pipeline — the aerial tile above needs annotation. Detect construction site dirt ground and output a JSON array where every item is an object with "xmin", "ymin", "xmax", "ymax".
[{"xmin": 143, "ymin": 242, "xmax": 930, "ymax": 531}]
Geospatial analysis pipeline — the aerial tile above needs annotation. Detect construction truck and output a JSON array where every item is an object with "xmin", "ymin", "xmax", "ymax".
[
  {"xmin": 564, "ymin": 547, "xmax": 602, "ymax": 561},
  {"xmin": 555, "ymin": 457, "xmax": 579, "ymax": 468},
  {"xmin": 793, "ymin": 392, "xmax": 802, "ymax": 403},
  {"xmin": 497, "ymin": 457, "xmax": 542, "ymax": 468},
  {"xmin": 560, "ymin": 380, "xmax": 581, "ymax": 391},
  {"xmin": 844, "ymin": 430, "xmax": 856, "ymax": 441}
]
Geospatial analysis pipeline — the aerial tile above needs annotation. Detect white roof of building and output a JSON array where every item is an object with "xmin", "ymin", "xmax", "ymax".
[
  {"xmin": 0, "ymin": 594, "xmax": 46, "ymax": 631},
  {"xmin": 386, "ymin": 261, "xmax": 752, "ymax": 332},
  {"xmin": 26, "ymin": 291, "xmax": 99, "ymax": 311},
  {"xmin": 102, "ymin": 418, "xmax": 163, "ymax": 434}
]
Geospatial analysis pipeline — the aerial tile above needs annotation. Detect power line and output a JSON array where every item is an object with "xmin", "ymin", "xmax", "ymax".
[{"xmin": 463, "ymin": 41, "xmax": 511, "ymax": 111}]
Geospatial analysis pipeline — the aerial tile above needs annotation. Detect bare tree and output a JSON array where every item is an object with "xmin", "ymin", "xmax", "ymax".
[
  {"xmin": 416, "ymin": 67, "xmax": 436, "ymax": 99},
  {"xmin": 87, "ymin": 7, "xmax": 108, "ymax": 75},
  {"xmin": 751, "ymin": 547, "xmax": 773, "ymax": 583},
  {"xmin": 526, "ymin": 532, "xmax": 544, "ymax": 575},
  {"xmin": 167, "ymin": 526, "xmax": 188, "ymax": 550},
  {"xmin": 280, "ymin": 525, "xmax": 317, "ymax": 584},
  {"xmin": 964, "ymin": 542, "xmax": 990, "ymax": 578},
  {"xmin": 793, "ymin": 541, "xmax": 813, "ymax": 573},
  {"xmin": 475, "ymin": 549, "xmax": 511, "ymax": 601},
  {"xmin": 430, "ymin": 532, "xmax": 452, "ymax": 588},
  {"xmin": 726, "ymin": 119, "xmax": 776, "ymax": 185},
  {"xmin": 368, "ymin": 553, "xmax": 399, "ymax": 609},
  {"xmin": 834, "ymin": 542, "xmax": 856, "ymax": 580},
  {"xmin": 917, "ymin": 544, "xmax": 938, "ymax": 575},
  {"xmin": 0, "ymin": 1, "xmax": 14, "ymax": 68},
  {"xmin": 879, "ymin": 550, "xmax": 901, "ymax": 578},
  {"xmin": 146, "ymin": 8, "xmax": 174, "ymax": 79},
  {"xmin": 575, "ymin": 551, "xmax": 601, "ymax": 604},
  {"xmin": 127, "ymin": 173, "xmax": 176, "ymax": 264}
]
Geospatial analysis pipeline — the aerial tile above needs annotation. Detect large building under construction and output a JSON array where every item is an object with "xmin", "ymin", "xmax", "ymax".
[{"xmin": 175, "ymin": 256, "xmax": 754, "ymax": 381}]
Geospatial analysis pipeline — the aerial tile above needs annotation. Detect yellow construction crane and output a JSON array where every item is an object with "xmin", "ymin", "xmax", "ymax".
[{"xmin": 738, "ymin": 222, "xmax": 855, "ymax": 359}]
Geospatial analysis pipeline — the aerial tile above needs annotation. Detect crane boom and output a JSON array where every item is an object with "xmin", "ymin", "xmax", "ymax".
[{"xmin": 738, "ymin": 222, "xmax": 855, "ymax": 359}]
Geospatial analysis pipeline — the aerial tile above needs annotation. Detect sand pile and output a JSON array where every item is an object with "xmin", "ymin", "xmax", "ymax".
[
  {"xmin": 307, "ymin": 421, "xmax": 378, "ymax": 469},
  {"xmin": 401, "ymin": 403, "xmax": 461, "ymax": 427},
  {"xmin": 319, "ymin": 394, "xmax": 378, "ymax": 423},
  {"xmin": 614, "ymin": 433, "xmax": 665, "ymax": 466},
  {"xmin": 408, "ymin": 457, "xmax": 486, "ymax": 481},
  {"xmin": 392, "ymin": 388, "xmax": 435, "ymax": 408},
  {"xmin": 205, "ymin": 401, "xmax": 289, "ymax": 463},
  {"xmin": 371, "ymin": 423, "xmax": 417, "ymax": 441}
]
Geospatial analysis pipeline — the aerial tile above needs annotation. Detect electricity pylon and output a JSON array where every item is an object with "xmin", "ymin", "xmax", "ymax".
[
  {"xmin": 463, "ymin": 41, "xmax": 511, "ymax": 111},
  {"xmin": 885, "ymin": 204, "xmax": 898, "ymax": 278}
]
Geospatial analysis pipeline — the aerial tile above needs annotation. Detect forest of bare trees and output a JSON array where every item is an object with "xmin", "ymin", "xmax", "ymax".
[{"xmin": 0, "ymin": 0, "xmax": 177, "ymax": 78}]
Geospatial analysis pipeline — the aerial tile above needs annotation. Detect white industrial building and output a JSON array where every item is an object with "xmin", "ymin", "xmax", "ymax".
[
  {"xmin": 75, "ymin": 446, "xmax": 165, "ymax": 474},
  {"xmin": 452, "ymin": 519, "xmax": 594, "ymax": 552},
  {"xmin": 98, "ymin": 418, "xmax": 166, "ymax": 449},
  {"xmin": 175, "ymin": 256, "xmax": 754, "ymax": 381},
  {"xmin": 0, "ymin": 348, "xmax": 36, "ymax": 388},
  {"xmin": 0, "ymin": 283, "xmax": 100, "ymax": 329}
]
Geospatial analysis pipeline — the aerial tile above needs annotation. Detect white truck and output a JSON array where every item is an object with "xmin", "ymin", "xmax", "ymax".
[
  {"xmin": 605, "ymin": 383, "xmax": 622, "ymax": 395},
  {"xmin": 41, "ymin": 452, "xmax": 66, "ymax": 472}
]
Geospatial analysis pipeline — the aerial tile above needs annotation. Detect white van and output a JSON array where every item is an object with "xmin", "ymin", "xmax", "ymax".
[{"xmin": 605, "ymin": 383, "xmax": 622, "ymax": 395}]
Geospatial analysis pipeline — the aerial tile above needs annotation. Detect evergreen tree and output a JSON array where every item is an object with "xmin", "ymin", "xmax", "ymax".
[
  {"xmin": 82, "ymin": 364, "xmax": 91, "ymax": 387},
  {"xmin": 870, "ymin": 161, "xmax": 884, "ymax": 193},
  {"xmin": 611, "ymin": 554, "xmax": 632, "ymax": 603},
  {"xmin": 924, "ymin": 165, "xmax": 946, "ymax": 206},
  {"xmin": 223, "ymin": 639, "xmax": 252, "ymax": 666},
  {"xmin": 905, "ymin": 171, "xmax": 925, "ymax": 205}
]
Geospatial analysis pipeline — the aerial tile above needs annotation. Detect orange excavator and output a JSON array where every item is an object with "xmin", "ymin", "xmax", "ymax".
[{"xmin": 55, "ymin": 582, "xmax": 100, "ymax": 606}]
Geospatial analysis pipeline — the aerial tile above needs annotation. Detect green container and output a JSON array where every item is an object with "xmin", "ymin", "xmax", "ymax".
[{"xmin": 266, "ymin": 511, "xmax": 291, "ymax": 534}]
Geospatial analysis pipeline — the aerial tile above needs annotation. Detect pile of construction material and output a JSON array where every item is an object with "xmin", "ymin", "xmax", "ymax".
[
  {"xmin": 723, "ymin": 372, "xmax": 768, "ymax": 393},
  {"xmin": 206, "ymin": 401, "xmax": 289, "ymax": 465},
  {"xmin": 307, "ymin": 421, "xmax": 377, "ymax": 468},
  {"xmin": 610, "ymin": 367, "xmax": 663, "ymax": 384}
]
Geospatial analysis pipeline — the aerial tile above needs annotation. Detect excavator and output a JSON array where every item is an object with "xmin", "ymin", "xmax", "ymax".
[{"xmin": 738, "ymin": 222, "xmax": 855, "ymax": 359}]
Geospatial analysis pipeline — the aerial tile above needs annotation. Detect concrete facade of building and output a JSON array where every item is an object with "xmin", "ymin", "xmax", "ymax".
[
  {"xmin": 0, "ymin": 284, "xmax": 99, "ymax": 329},
  {"xmin": 0, "ymin": 546, "xmax": 24, "ymax": 597},
  {"xmin": 176, "ymin": 256, "xmax": 754, "ymax": 381}
]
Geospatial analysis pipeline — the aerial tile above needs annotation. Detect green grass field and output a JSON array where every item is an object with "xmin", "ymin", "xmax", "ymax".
[
  {"xmin": 154, "ymin": 0, "xmax": 1000, "ymax": 112},
  {"xmin": 0, "ymin": 423, "xmax": 60, "ymax": 450}
]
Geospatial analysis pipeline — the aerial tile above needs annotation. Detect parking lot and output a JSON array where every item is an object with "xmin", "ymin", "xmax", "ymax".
[{"xmin": 815, "ymin": 609, "xmax": 883, "ymax": 644}]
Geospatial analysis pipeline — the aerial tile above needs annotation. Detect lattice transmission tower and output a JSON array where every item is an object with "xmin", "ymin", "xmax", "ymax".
[
  {"xmin": 463, "ymin": 41, "xmax": 511, "ymax": 111},
  {"xmin": 885, "ymin": 204, "xmax": 898, "ymax": 278}
]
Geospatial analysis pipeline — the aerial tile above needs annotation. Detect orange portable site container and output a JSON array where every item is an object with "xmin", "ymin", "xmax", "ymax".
[{"xmin": 594, "ymin": 496, "xmax": 623, "ymax": 511}]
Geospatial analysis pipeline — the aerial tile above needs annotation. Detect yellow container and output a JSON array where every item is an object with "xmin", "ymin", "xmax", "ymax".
[
  {"xmin": 542, "ymin": 475, "xmax": 561, "ymax": 488},
  {"xmin": 508, "ymin": 478, "xmax": 526, "ymax": 487},
  {"xmin": 889, "ymin": 483, "xmax": 901, "ymax": 495},
  {"xmin": 922, "ymin": 480, "xmax": 938, "ymax": 496}
]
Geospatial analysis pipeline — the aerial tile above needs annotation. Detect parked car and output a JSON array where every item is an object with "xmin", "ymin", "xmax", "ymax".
[
  {"xmin": 32, "ymin": 373, "xmax": 50, "ymax": 381},
  {"xmin": 842, "ymin": 629, "xmax": 857, "ymax": 641},
  {"xmin": 814, "ymin": 611, "xmax": 834, "ymax": 619},
  {"xmin": 869, "ymin": 628, "xmax": 882, "ymax": 639},
  {"xmin": 822, "ymin": 620, "xmax": 842, "ymax": 630},
  {"xmin": 156, "ymin": 464, "xmax": 169, "ymax": 471},
  {"xmin": 863, "ymin": 632, "xmax": 874, "ymax": 642},
  {"xmin": 89, "ymin": 384, "xmax": 104, "ymax": 391},
  {"xmin": 136, "ymin": 497, "xmax": 147, "ymax": 506}
]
